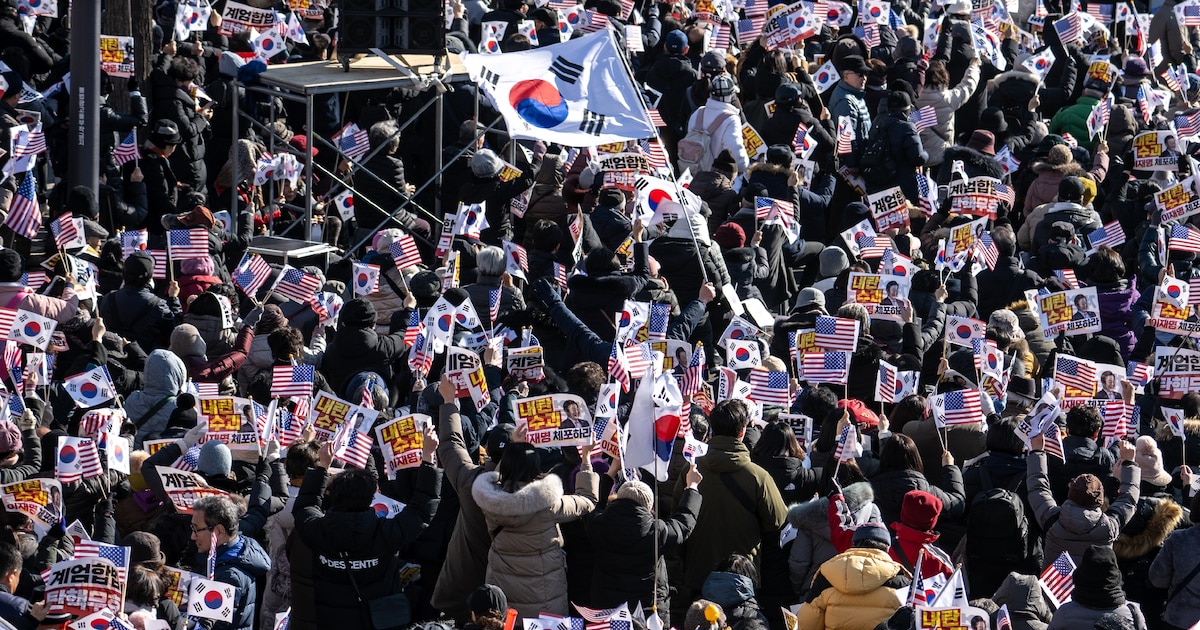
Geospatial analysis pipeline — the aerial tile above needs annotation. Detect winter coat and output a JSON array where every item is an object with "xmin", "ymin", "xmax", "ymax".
[
  {"xmin": 889, "ymin": 522, "xmax": 953, "ymax": 578},
  {"xmin": 294, "ymin": 464, "xmax": 437, "ymax": 630},
  {"xmin": 638, "ymin": 54, "xmax": 699, "ymax": 134},
  {"xmin": 183, "ymin": 312, "xmax": 237, "ymax": 358},
  {"xmin": 692, "ymin": 171, "xmax": 741, "ymax": 230},
  {"xmin": 915, "ymin": 63, "xmax": 981, "ymax": 166},
  {"xmin": 1031, "ymin": 202, "xmax": 1103, "ymax": 252},
  {"xmin": 974, "ymin": 257, "xmax": 1042, "ymax": 321},
  {"xmin": 128, "ymin": 350, "xmax": 186, "ymax": 448},
  {"xmin": 190, "ymin": 536, "xmax": 270, "ymax": 630},
  {"xmin": 1149, "ymin": 0, "xmax": 1190, "ymax": 70},
  {"xmin": 259, "ymin": 490, "xmax": 297, "ymax": 630},
  {"xmin": 796, "ymin": 547, "xmax": 910, "ymax": 630},
  {"xmin": 322, "ymin": 324, "xmax": 409, "ymax": 398},
  {"xmin": 524, "ymin": 156, "xmax": 568, "ymax": 225},
  {"xmin": 0, "ymin": 284, "xmax": 78, "ymax": 326},
  {"xmin": 152, "ymin": 86, "xmax": 208, "ymax": 189},
  {"xmin": 1149, "ymin": 518, "xmax": 1200, "ymax": 628},
  {"xmin": 564, "ymin": 243, "xmax": 650, "ymax": 341},
  {"xmin": 98, "ymin": 286, "xmax": 183, "ymax": 353},
  {"xmin": 1027, "ymin": 451, "xmax": 1140, "ymax": 568},
  {"xmin": 461, "ymin": 166, "xmax": 538, "ymax": 246},
  {"xmin": 178, "ymin": 275, "xmax": 221, "ymax": 310},
  {"xmin": 353, "ymin": 151, "xmax": 417, "ymax": 230},
  {"xmin": 1093, "ymin": 281, "xmax": 1140, "ymax": 360},
  {"xmin": 1115, "ymin": 494, "xmax": 1184, "ymax": 626},
  {"xmin": 786, "ymin": 483, "xmax": 880, "ymax": 597},
  {"xmin": 701, "ymin": 571, "xmax": 765, "ymax": 627},
  {"xmin": 363, "ymin": 266, "xmax": 409, "ymax": 335},
  {"xmin": 676, "ymin": 435, "xmax": 788, "ymax": 589},
  {"xmin": 829, "ymin": 81, "xmax": 871, "ymax": 159},
  {"xmin": 752, "ymin": 454, "xmax": 819, "ymax": 507},
  {"xmin": 685, "ymin": 100, "xmax": 750, "ymax": 174},
  {"xmin": 866, "ymin": 110, "xmax": 928, "ymax": 202},
  {"xmin": 464, "ymin": 276, "xmax": 524, "ymax": 331},
  {"xmin": 1049, "ymin": 96, "xmax": 1102, "ymax": 152},
  {"xmin": 902, "ymin": 418, "xmax": 987, "ymax": 480},
  {"xmin": 471, "ymin": 470, "xmax": 599, "ymax": 617},
  {"xmin": 992, "ymin": 573, "xmax": 1053, "ymax": 630},
  {"xmin": 585, "ymin": 489, "xmax": 701, "ymax": 613},
  {"xmin": 649, "ymin": 236, "xmax": 730, "ymax": 309},
  {"xmin": 724, "ymin": 246, "xmax": 769, "ymax": 304},
  {"xmin": 1022, "ymin": 154, "xmax": 1108, "ymax": 218},
  {"xmin": 1046, "ymin": 602, "xmax": 1146, "ymax": 630},
  {"xmin": 431, "ymin": 404, "xmax": 494, "ymax": 618},
  {"xmin": 869, "ymin": 466, "xmax": 965, "ymax": 525}
]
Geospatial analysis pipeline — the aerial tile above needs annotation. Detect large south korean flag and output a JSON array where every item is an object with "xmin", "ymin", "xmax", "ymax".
[{"xmin": 463, "ymin": 30, "xmax": 656, "ymax": 147}]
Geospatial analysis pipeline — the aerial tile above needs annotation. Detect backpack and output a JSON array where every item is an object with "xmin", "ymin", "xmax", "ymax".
[
  {"xmin": 965, "ymin": 467, "xmax": 1032, "ymax": 564},
  {"xmin": 857, "ymin": 119, "xmax": 896, "ymax": 184},
  {"xmin": 677, "ymin": 109, "xmax": 732, "ymax": 173}
]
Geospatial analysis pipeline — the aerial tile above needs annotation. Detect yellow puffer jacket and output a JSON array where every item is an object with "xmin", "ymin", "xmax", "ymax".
[{"xmin": 797, "ymin": 547, "xmax": 911, "ymax": 630}]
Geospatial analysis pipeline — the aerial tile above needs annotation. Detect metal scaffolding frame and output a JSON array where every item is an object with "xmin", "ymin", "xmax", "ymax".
[{"xmin": 228, "ymin": 52, "xmax": 474, "ymax": 246}]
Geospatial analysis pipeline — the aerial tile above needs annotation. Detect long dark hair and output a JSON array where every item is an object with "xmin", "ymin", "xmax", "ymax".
[
  {"xmin": 497, "ymin": 443, "xmax": 544, "ymax": 493},
  {"xmin": 877, "ymin": 433, "xmax": 924, "ymax": 474},
  {"xmin": 752, "ymin": 422, "xmax": 805, "ymax": 459}
]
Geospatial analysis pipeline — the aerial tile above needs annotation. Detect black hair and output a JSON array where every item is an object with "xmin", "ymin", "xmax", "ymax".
[
  {"xmin": 1066, "ymin": 405, "xmax": 1103, "ymax": 438},
  {"xmin": 325, "ymin": 467, "xmax": 378, "ymax": 512},
  {"xmin": 497, "ymin": 443, "xmax": 544, "ymax": 493},
  {"xmin": 709, "ymin": 399, "xmax": 750, "ymax": 437}
]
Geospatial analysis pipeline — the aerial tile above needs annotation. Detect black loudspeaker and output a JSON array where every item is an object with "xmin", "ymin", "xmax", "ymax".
[{"xmin": 336, "ymin": 0, "xmax": 446, "ymax": 57}]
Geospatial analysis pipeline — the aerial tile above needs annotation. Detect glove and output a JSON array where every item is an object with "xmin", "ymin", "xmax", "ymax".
[
  {"xmin": 17, "ymin": 408, "xmax": 36, "ymax": 432},
  {"xmin": 182, "ymin": 421, "xmax": 208, "ymax": 449},
  {"xmin": 530, "ymin": 277, "xmax": 561, "ymax": 308},
  {"xmin": 264, "ymin": 438, "xmax": 281, "ymax": 463},
  {"xmin": 127, "ymin": 76, "xmax": 139, "ymax": 93}
]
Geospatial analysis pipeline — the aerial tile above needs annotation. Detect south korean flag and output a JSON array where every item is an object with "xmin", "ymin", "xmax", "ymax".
[{"xmin": 190, "ymin": 578, "xmax": 237, "ymax": 622}]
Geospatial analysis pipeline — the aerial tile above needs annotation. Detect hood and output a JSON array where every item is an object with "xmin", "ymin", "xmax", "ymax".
[
  {"xmin": 1156, "ymin": 418, "xmax": 1200, "ymax": 440},
  {"xmin": 819, "ymin": 547, "xmax": 905, "ymax": 595},
  {"xmin": 788, "ymin": 482, "xmax": 874, "ymax": 529},
  {"xmin": 700, "ymin": 572, "xmax": 756, "ymax": 609},
  {"xmin": 340, "ymin": 299, "xmax": 377, "ymax": 328},
  {"xmin": 219, "ymin": 51, "xmax": 245, "ymax": 78},
  {"xmin": 535, "ymin": 154, "xmax": 565, "ymax": 189},
  {"xmin": 986, "ymin": 69, "xmax": 1042, "ymax": 93},
  {"xmin": 217, "ymin": 535, "xmax": 270, "ymax": 578},
  {"xmin": 688, "ymin": 172, "xmax": 732, "ymax": 197},
  {"xmin": 1033, "ymin": 161, "xmax": 1085, "ymax": 176},
  {"xmin": 143, "ymin": 350, "xmax": 186, "ymax": 397},
  {"xmin": 993, "ymin": 572, "xmax": 1053, "ymax": 622},
  {"xmin": 746, "ymin": 161, "xmax": 791, "ymax": 179},
  {"xmin": 1055, "ymin": 500, "xmax": 1108, "ymax": 534},
  {"xmin": 701, "ymin": 435, "xmax": 752, "ymax": 473},
  {"xmin": 1114, "ymin": 497, "xmax": 1184, "ymax": 560},
  {"xmin": 472, "ymin": 471, "xmax": 564, "ymax": 527}
]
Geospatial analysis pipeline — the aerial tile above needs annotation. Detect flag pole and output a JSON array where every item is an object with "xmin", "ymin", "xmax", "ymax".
[{"xmin": 609, "ymin": 28, "xmax": 709, "ymax": 284}]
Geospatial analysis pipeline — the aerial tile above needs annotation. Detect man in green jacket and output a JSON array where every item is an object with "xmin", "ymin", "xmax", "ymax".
[
  {"xmin": 1048, "ymin": 79, "xmax": 1107, "ymax": 153},
  {"xmin": 676, "ymin": 399, "xmax": 787, "ymax": 592}
]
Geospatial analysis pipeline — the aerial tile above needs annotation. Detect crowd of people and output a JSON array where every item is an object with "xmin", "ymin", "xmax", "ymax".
[{"xmin": 1, "ymin": 0, "xmax": 1200, "ymax": 629}]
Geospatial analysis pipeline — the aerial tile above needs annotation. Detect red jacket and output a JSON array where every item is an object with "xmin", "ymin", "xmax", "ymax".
[{"xmin": 889, "ymin": 522, "xmax": 953, "ymax": 579}]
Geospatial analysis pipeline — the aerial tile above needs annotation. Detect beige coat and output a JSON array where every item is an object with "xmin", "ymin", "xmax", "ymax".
[
  {"xmin": 472, "ymin": 469, "xmax": 599, "ymax": 617},
  {"xmin": 430, "ymin": 405, "xmax": 492, "ymax": 619}
]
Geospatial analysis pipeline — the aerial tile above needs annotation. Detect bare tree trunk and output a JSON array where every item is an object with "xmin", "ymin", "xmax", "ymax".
[{"xmin": 100, "ymin": 0, "xmax": 131, "ymax": 112}]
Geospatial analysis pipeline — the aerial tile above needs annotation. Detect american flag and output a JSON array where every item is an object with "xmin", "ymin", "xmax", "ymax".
[
  {"xmin": 977, "ymin": 233, "xmax": 999, "ymax": 270},
  {"xmin": 607, "ymin": 342, "xmax": 630, "ymax": 392},
  {"xmin": 1085, "ymin": 2, "xmax": 1112, "ymax": 22},
  {"xmin": 1164, "ymin": 64, "xmax": 1190, "ymax": 93},
  {"xmin": 1044, "ymin": 422, "xmax": 1066, "ymax": 461},
  {"xmin": 173, "ymin": 444, "xmax": 202, "ymax": 472},
  {"xmin": 1087, "ymin": 97, "xmax": 1111, "ymax": 139},
  {"xmin": 680, "ymin": 343, "xmax": 705, "ymax": 397},
  {"xmin": 5, "ymin": 174, "xmax": 40, "ymax": 240},
  {"xmin": 933, "ymin": 389, "xmax": 983, "ymax": 426},
  {"xmin": 1136, "ymin": 86, "xmax": 1152, "ymax": 123},
  {"xmin": 19, "ymin": 123, "xmax": 45, "ymax": 156},
  {"xmin": 1053, "ymin": 268, "xmax": 1079, "ymax": 288},
  {"xmin": 625, "ymin": 342, "xmax": 654, "ymax": 379},
  {"xmin": 573, "ymin": 603, "xmax": 631, "ymax": 630},
  {"xmin": 147, "ymin": 250, "xmax": 168, "ymax": 279},
  {"xmin": 488, "ymin": 288, "xmax": 502, "ymax": 324},
  {"xmin": 271, "ymin": 364, "xmax": 314, "ymax": 397},
  {"xmin": 814, "ymin": 316, "xmax": 858, "ymax": 351},
  {"xmin": 1039, "ymin": 551, "xmax": 1077, "ymax": 606},
  {"xmin": 878, "ymin": 360, "xmax": 900, "ymax": 404},
  {"xmin": 996, "ymin": 604, "xmax": 1012, "ymax": 630},
  {"xmin": 1176, "ymin": 111, "xmax": 1200, "ymax": 139},
  {"xmin": 641, "ymin": 140, "xmax": 669, "ymax": 171},
  {"xmin": 754, "ymin": 196, "xmax": 774, "ymax": 220},
  {"xmin": 909, "ymin": 106, "xmax": 937, "ymax": 131},
  {"xmin": 836, "ymin": 116, "xmax": 855, "ymax": 154},
  {"xmin": 20, "ymin": 271, "xmax": 45, "ymax": 291},
  {"xmin": 833, "ymin": 423, "xmax": 862, "ymax": 461},
  {"xmin": 408, "ymin": 329, "xmax": 433, "ymax": 376},
  {"xmin": 1169, "ymin": 224, "xmax": 1200, "ymax": 253},
  {"xmin": 749, "ymin": 369, "xmax": 792, "ymax": 405},
  {"xmin": 278, "ymin": 402, "xmax": 305, "ymax": 446},
  {"xmin": 1055, "ymin": 355, "xmax": 1097, "ymax": 393},
  {"xmin": 1053, "ymin": 13, "xmax": 1081, "ymax": 43},
  {"xmin": 1101, "ymin": 400, "xmax": 1129, "ymax": 439},
  {"xmin": 1085, "ymin": 221, "xmax": 1127, "ymax": 250},
  {"xmin": 389, "ymin": 233, "xmax": 423, "ymax": 270},
  {"xmin": 646, "ymin": 302, "xmax": 670, "ymax": 340},
  {"xmin": 233, "ymin": 253, "xmax": 273, "ymax": 295},
  {"xmin": 802, "ymin": 351, "xmax": 849, "ymax": 384},
  {"xmin": 333, "ymin": 122, "xmax": 370, "ymax": 160},
  {"xmin": 646, "ymin": 109, "xmax": 666, "ymax": 128},
  {"xmin": 860, "ymin": 234, "xmax": 892, "ymax": 259},
  {"xmin": 793, "ymin": 122, "xmax": 815, "ymax": 156},
  {"xmin": 114, "ymin": 131, "xmax": 140, "ymax": 166},
  {"xmin": 917, "ymin": 173, "xmax": 938, "ymax": 217},
  {"xmin": 1127, "ymin": 360, "xmax": 1154, "ymax": 388},
  {"xmin": 274, "ymin": 266, "xmax": 323, "ymax": 302},
  {"xmin": 709, "ymin": 24, "xmax": 730, "ymax": 49},
  {"xmin": 737, "ymin": 16, "xmax": 766, "ymax": 42},
  {"xmin": 579, "ymin": 11, "xmax": 609, "ymax": 32},
  {"xmin": 75, "ymin": 541, "xmax": 130, "ymax": 584},
  {"xmin": 332, "ymin": 419, "xmax": 373, "ymax": 469},
  {"xmin": 505, "ymin": 240, "xmax": 529, "ymax": 272},
  {"xmin": 553, "ymin": 263, "xmax": 569, "ymax": 291},
  {"xmin": 57, "ymin": 437, "xmax": 104, "ymax": 482},
  {"xmin": 49, "ymin": 214, "xmax": 82, "ymax": 250},
  {"xmin": 167, "ymin": 228, "xmax": 208, "ymax": 260},
  {"xmin": 1179, "ymin": 2, "xmax": 1200, "ymax": 26},
  {"xmin": 853, "ymin": 22, "xmax": 880, "ymax": 47}
]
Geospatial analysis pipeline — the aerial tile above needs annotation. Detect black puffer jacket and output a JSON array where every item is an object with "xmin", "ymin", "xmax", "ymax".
[
  {"xmin": 869, "ymin": 465, "xmax": 966, "ymax": 525},
  {"xmin": 353, "ymin": 151, "xmax": 417, "ymax": 231},
  {"xmin": 937, "ymin": 145, "xmax": 1005, "ymax": 184},
  {"xmin": 564, "ymin": 243, "xmax": 651, "ymax": 342},
  {"xmin": 294, "ymin": 464, "xmax": 438, "ymax": 630},
  {"xmin": 723, "ymin": 246, "xmax": 769, "ymax": 303},
  {"xmin": 322, "ymin": 300, "xmax": 411, "ymax": 396},
  {"xmin": 585, "ymin": 490, "xmax": 701, "ymax": 615}
]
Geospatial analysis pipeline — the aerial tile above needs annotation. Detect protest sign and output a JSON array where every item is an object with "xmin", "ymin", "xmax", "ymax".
[
  {"xmin": 916, "ymin": 607, "xmax": 991, "ymax": 630},
  {"xmin": 1154, "ymin": 346, "xmax": 1200, "ymax": 399},
  {"xmin": 154, "ymin": 467, "xmax": 229, "ymax": 514},
  {"xmin": 162, "ymin": 566, "xmax": 202, "ymax": 609},
  {"xmin": 946, "ymin": 217, "xmax": 987, "ymax": 261},
  {"xmin": 308, "ymin": 391, "xmax": 377, "ymax": 442},
  {"xmin": 100, "ymin": 36, "xmax": 135, "ymax": 78},
  {"xmin": 778, "ymin": 414, "xmax": 814, "ymax": 451},
  {"xmin": 650, "ymin": 339, "xmax": 692, "ymax": 371},
  {"xmin": 447, "ymin": 347, "xmax": 491, "ymax": 412},
  {"xmin": 947, "ymin": 177, "xmax": 1006, "ymax": 219},
  {"xmin": 375, "ymin": 414, "xmax": 431, "ymax": 479},
  {"xmin": 197, "ymin": 396, "xmax": 259, "ymax": 450},
  {"xmin": 1, "ymin": 479, "xmax": 62, "ymax": 538},
  {"xmin": 847, "ymin": 272, "xmax": 911, "ymax": 322},
  {"xmin": 741, "ymin": 123, "xmax": 767, "ymax": 156},
  {"xmin": 594, "ymin": 415, "xmax": 621, "ymax": 459},
  {"xmin": 513, "ymin": 393, "xmax": 594, "ymax": 447},
  {"xmin": 44, "ymin": 558, "xmax": 124, "ymax": 616},
  {"xmin": 506, "ymin": 346, "xmax": 545, "ymax": 381},
  {"xmin": 1147, "ymin": 298, "xmax": 1200, "ymax": 338},
  {"xmin": 1038, "ymin": 287, "xmax": 1102, "ymax": 339},
  {"xmin": 867, "ymin": 186, "xmax": 910, "ymax": 231},
  {"xmin": 1154, "ymin": 179, "xmax": 1200, "ymax": 222},
  {"xmin": 219, "ymin": 1, "xmax": 276, "ymax": 35},
  {"xmin": 1133, "ymin": 131, "xmax": 1182, "ymax": 171}
]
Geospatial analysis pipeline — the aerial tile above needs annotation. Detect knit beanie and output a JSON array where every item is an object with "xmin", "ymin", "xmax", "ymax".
[
  {"xmin": 711, "ymin": 149, "xmax": 737, "ymax": 179},
  {"xmin": 255, "ymin": 304, "xmax": 287, "ymax": 334},
  {"xmin": 471, "ymin": 149, "xmax": 504, "ymax": 178},
  {"xmin": 616, "ymin": 480, "xmax": 654, "ymax": 511},
  {"xmin": 819, "ymin": 247, "xmax": 849, "ymax": 278},
  {"xmin": 1071, "ymin": 546, "xmax": 1126, "ymax": 609},
  {"xmin": 1067, "ymin": 473, "xmax": 1104, "ymax": 509},
  {"xmin": 713, "ymin": 223, "xmax": 746, "ymax": 250},
  {"xmin": 197, "ymin": 441, "xmax": 232, "ymax": 477},
  {"xmin": 900, "ymin": 490, "xmax": 943, "ymax": 532},
  {"xmin": 181, "ymin": 257, "xmax": 215, "ymax": 276},
  {"xmin": 1134, "ymin": 435, "xmax": 1172, "ymax": 487},
  {"xmin": 166, "ymin": 393, "xmax": 198, "ymax": 431},
  {"xmin": 0, "ymin": 249, "xmax": 22, "ymax": 283}
]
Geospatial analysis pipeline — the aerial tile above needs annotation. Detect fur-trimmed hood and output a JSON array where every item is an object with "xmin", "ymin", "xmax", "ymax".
[
  {"xmin": 987, "ymin": 69, "xmax": 1043, "ymax": 94},
  {"xmin": 746, "ymin": 161, "xmax": 791, "ymax": 178},
  {"xmin": 1156, "ymin": 418, "xmax": 1200, "ymax": 440},
  {"xmin": 1114, "ymin": 496, "xmax": 1184, "ymax": 560},
  {"xmin": 1032, "ymin": 161, "xmax": 1087, "ymax": 176},
  {"xmin": 472, "ymin": 471, "xmax": 564, "ymax": 527},
  {"xmin": 787, "ymin": 482, "xmax": 874, "ymax": 530}
]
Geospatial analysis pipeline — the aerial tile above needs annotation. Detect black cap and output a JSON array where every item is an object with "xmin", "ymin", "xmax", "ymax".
[
  {"xmin": 0, "ymin": 249, "xmax": 21, "ymax": 283},
  {"xmin": 486, "ymin": 424, "xmax": 516, "ymax": 461},
  {"xmin": 1059, "ymin": 176, "xmax": 1086, "ymax": 202},
  {"xmin": 838, "ymin": 55, "xmax": 869, "ymax": 75},
  {"xmin": 888, "ymin": 90, "xmax": 913, "ymax": 111}
]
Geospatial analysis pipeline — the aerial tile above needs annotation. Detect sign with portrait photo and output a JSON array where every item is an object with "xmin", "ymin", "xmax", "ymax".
[
  {"xmin": 1038, "ymin": 286, "xmax": 1101, "ymax": 339},
  {"xmin": 512, "ymin": 393, "xmax": 593, "ymax": 447},
  {"xmin": 847, "ymin": 272, "xmax": 911, "ymax": 322},
  {"xmin": 1133, "ymin": 131, "xmax": 1182, "ymax": 171}
]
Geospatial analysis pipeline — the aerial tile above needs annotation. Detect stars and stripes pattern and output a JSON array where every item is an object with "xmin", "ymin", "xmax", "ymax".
[
  {"xmin": 641, "ymin": 140, "xmax": 669, "ymax": 171},
  {"xmin": 1044, "ymin": 422, "xmax": 1066, "ymax": 461},
  {"xmin": 814, "ymin": 316, "xmax": 859, "ymax": 351},
  {"xmin": 1086, "ymin": 221, "xmax": 1127, "ymax": 250},
  {"xmin": 1169, "ymin": 224, "xmax": 1200, "ymax": 253},
  {"xmin": 49, "ymin": 214, "xmax": 83, "ymax": 250},
  {"xmin": 709, "ymin": 24, "xmax": 730, "ymax": 49},
  {"xmin": 333, "ymin": 123, "xmax": 370, "ymax": 160},
  {"xmin": 1055, "ymin": 355, "xmax": 1097, "ymax": 393},
  {"xmin": 1127, "ymin": 361, "xmax": 1154, "ymax": 388},
  {"xmin": 114, "ymin": 131, "xmax": 140, "ymax": 166},
  {"xmin": 173, "ymin": 444, "xmax": 201, "ymax": 472},
  {"xmin": 488, "ymin": 288, "xmax": 502, "ymax": 324},
  {"xmin": 878, "ymin": 360, "xmax": 900, "ymax": 404},
  {"xmin": 1085, "ymin": 2, "xmax": 1112, "ymax": 23},
  {"xmin": 859, "ymin": 234, "xmax": 892, "ymax": 259},
  {"xmin": 233, "ymin": 253, "xmax": 273, "ymax": 295},
  {"xmin": 909, "ymin": 105, "xmax": 937, "ymax": 131},
  {"xmin": 57, "ymin": 437, "xmax": 104, "ymax": 482},
  {"xmin": 74, "ymin": 541, "xmax": 130, "ymax": 584},
  {"xmin": 402, "ymin": 309, "xmax": 424, "ymax": 347},
  {"xmin": 1176, "ymin": 111, "xmax": 1200, "ymax": 139},
  {"xmin": 977, "ymin": 233, "xmax": 999, "ymax": 270},
  {"xmin": 646, "ymin": 302, "xmax": 670, "ymax": 340},
  {"xmin": 1039, "ymin": 552, "xmax": 1077, "ymax": 606},
  {"xmin": 1053, "ymin": 13, "xmax": 1081, "ymax": 43},
  {"xmin": 833, "ymin": 423, "xmax": 862, "ymax": 461},
  {"xmin": 4, "ymin": 175, "xmax": 41, "ymax": 240},
  {"xmin": 271, "ymin": 364, "xmax": 314, "ymax": 397},
  {"xmin": 147, "ymin": 250, "xmax": 168, "ymax": 279},
  {"xmin": 332, "ymin": 420, "xmax": 373, "ymax": 469},
  {"xmin": 389, "ymin": 233, "xmax": 423, "ymax": 270},
  {"xmin": 680, "ymin": 344, "xmax": 705, "ymax": 398},
  {"xmin": 933, "ymin": 389, "xmax": 983, "ymax": 426},
  {"xmin": 748, "ymin": 369, "xmax": 792, "ymax": 405},
  {"xmin": 607, "ymin": 342, "xmax": 631, "ymax": 392},
  {"xmin": 624, "ymin": 342, "xmax": 654, "ymax": 379},
  {"xmin": 167, "ymin": 228, "xmax": 208, "ymax": 260},
  {"xmin": 793, "ymin": 122, "xmax": 815, "ymax": 156},
  {"xmin": 802, "ymin": 351, "xmax": 850, "ymax": 384},
  {"xmin": 274, "ymin": 266, "xmax": 323, "ymax": 302},
  {"xmin": 836, "ymin": 117, "xmax": 855, "ymax": 154},
  {"xmin": 1179, "ymin": 2, "xmax": 1200, "ymax": 25},
  {"xmin": 1101, "ymin": 400, "xmax": 1130, "ymax": 439}
]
